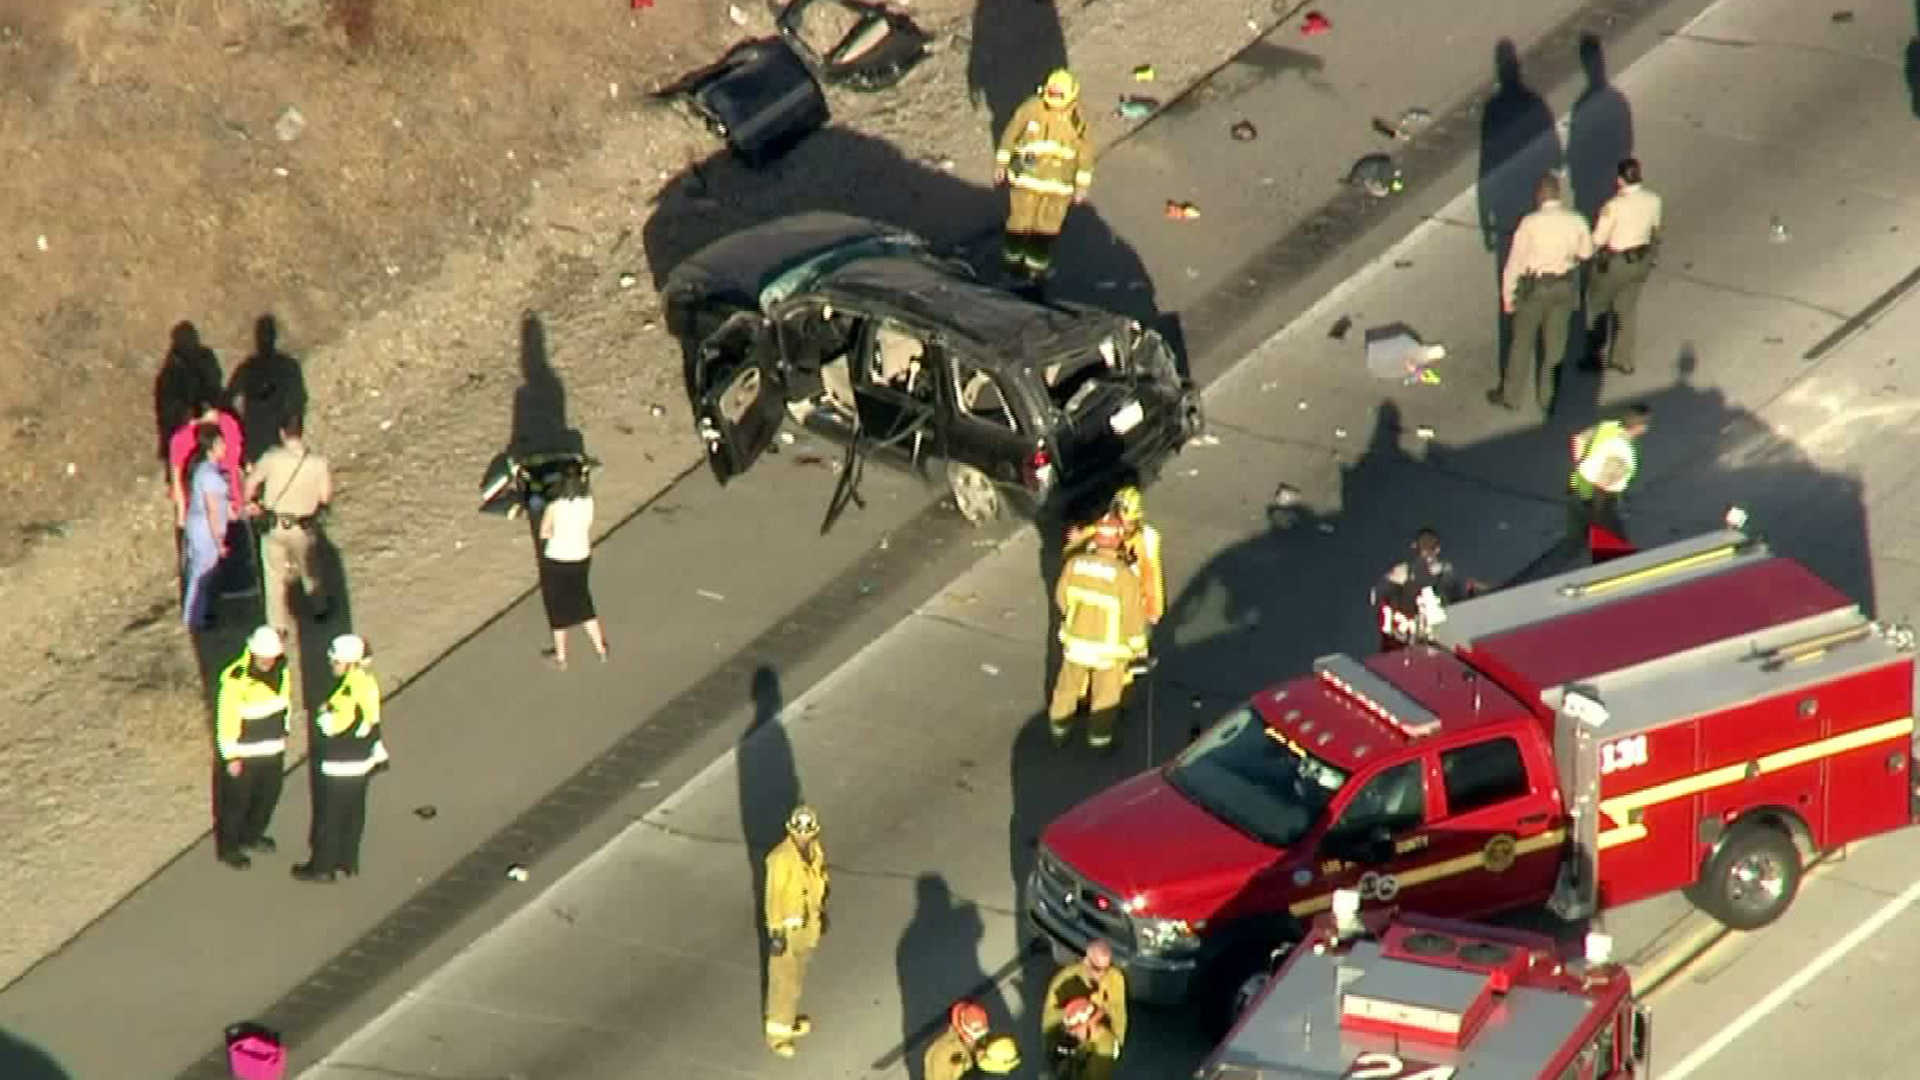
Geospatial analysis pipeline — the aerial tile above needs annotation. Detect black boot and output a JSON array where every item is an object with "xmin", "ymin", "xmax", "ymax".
[{"xmin": 291, "ymin": 863, "xmax": 339, "ymax": 883}]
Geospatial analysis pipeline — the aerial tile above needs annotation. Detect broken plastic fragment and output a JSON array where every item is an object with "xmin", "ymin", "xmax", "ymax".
[
  {"xmin": 1117, "ymin": 96, "xmax": 1159, "ymax": 120},
  {"xmin": 1272, "ymin": 483, "xmax": 1302, "ymax": 508},
  {"xmin": 1164, "ymin": 201, "xmax": 1201, "ymax": 220},
  {"xmin": 506, "ymin": 864, "xmax": 530, "ymax": 882},
  {"xmin": 619, "ymin": 273, "xmax": 637, "ymax": 289},
  {"xmin": 1230, "ymin": 120, "xmax": 1258, "ymax": 142},
  {"xmin": 1300, "ymin": 11, "xmax": 1330, "ymax": 35},
  {"xmin": 1347, "ymin": 153, "xmax": 1403, "ymax": 198},
  {"xmin": 1399, "ymin": 107, "xmax": 1433, "ymax": 128},
  {"xmin": 1333, "ymin": 427, "xmax": 1347, "ymax": 439},
  {"xmin": 1132, "ymin": 64, "xmax": 1155, "ymax": 82},
  {"xmin": 1769, "ymin": 217, "xmax": 1791, "ymax": 243},
  {"xmin": 697, "ymin": 589, "xmax": 726, "ymax": 602},
  {"xmin": 981, "ymin": 663, "xmax": 1001, "ymax": 676},
  {"xmin": 414, "ymin": 805, "xmax": 438, "ymax": 820},
  {"xmin": 1328, "ymin": 315, "xmax": 1352, "ymax": 340}
]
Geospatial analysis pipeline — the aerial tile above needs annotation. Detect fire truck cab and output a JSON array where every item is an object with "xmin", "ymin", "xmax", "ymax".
[
  {"xmin": 1027, "ymin": 528, "xmax": 1920, "ymax": 1030},
  {"xmin": 1201, "ymin": 900, "xmax": 1651, "ymax": 1080}
]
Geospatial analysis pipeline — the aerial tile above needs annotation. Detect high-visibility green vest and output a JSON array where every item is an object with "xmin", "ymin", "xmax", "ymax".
[{"xmin": 1569, "ymin": 420, "xmax": 1636, "ymax": 498}]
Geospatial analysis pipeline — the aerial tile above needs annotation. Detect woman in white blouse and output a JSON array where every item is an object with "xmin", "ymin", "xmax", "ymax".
[{"xmin": 535, "ymin": 465, "xmax": 608, "ymax": 668}]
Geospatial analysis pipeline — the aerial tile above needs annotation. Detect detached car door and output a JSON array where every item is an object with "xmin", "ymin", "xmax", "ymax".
[{"xmin": 693, "ymin": 311, "xmax": 786, "ymax": 485}]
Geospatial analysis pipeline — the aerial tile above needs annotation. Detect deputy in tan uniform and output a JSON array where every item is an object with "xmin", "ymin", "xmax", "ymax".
[
  {"xmin": 1042, "ymin": 940, "xmax": 1128, "ymax": 1062},
  {"xmin": 1049, "ymin": 516, "xmax": 1148, "ymax": 751},
  {"xmin": 1490, "ymin": 173, "xmax": 1594, "ymax": 415},
  {"xmin": 1581, "ymin": 158, "xmax": 1663, "ymax": 375},
  {"xmin": 995, "ymin": 69, "xmax": 1094, "ymax": 280},
  {"xmin": 245, "ymin": 414, "xmax": 333, "ymax": 634},
  {"xmin": 764, "ymin": 805, "xmax": 830, "ymax": 1058}
]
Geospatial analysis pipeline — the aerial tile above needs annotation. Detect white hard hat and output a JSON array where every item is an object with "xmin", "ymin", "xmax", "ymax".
[
  {"xmin": 248, "ymin": 626, "xmax": 284, "ymax": 659},
  {"xmin": 328, "ymin": 634, "xmax": 367, "ymax": 664}
]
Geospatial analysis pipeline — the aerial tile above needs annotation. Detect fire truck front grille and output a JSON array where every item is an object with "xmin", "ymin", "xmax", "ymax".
[{"xmin": 1033, "ymin": 848, "xmax": 1134, "ymax": 943}]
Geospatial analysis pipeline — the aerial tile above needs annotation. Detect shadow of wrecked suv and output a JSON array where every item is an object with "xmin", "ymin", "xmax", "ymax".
[{"xmin": 663, "ymin": 213, "xmax": 1203, "ymax": 530}]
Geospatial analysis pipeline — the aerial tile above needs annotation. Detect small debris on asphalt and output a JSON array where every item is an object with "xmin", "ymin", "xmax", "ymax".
[
  {"xmin": 697, "ymin": 589, "xmax": 726, "ymax": 602},
  {"xmin": 1372, "ymin": 119, "xmax": 1406, "ymax": 141},
  {"xmin": 272, "ymin": 167, "xmax": 289, "ymax": 177},
  {"xmin": 1132, "ymin": 64, "xmax": 1156, "ymax": 81},
  {"xmin": 877, "ymin": 535, "xmax": 890, "ymax": 550},
  {"xmin": 980, "ymin": 663, "xmax": 1001, "ymax": 676},
  {"xmin": 1393, "ymin": 259, "xmax": 1415, "ymax": 269},
  {"xmin": 1188, "ymin": 433, "xmax": 1221, "ymax": 447},
  {"xmin": 506, "ymin": 864, "xmax": 530, "ymax": 881},
  {"xmin": 1328, "ymin": 315, "xmax": 1353, "ymax": 340},
  {"xmin": 1366, "ymin": 324, "xmax": 1446, "ymax": 382},
  {"xmin": 1347, "ymin": 154, "xmax": 1404, "ymax": 198},
  {"xmin": 728, "ymin": 4, "xmax": 749, "ymax": 25},
  {"xmin": 858, "ymin": 580, "xmax": 877, "ymax": 596},
  {"xmin": 274, "ymin": 106, "xmax": 306, "ymax": 142},
  {"xmin": 619, "ymin": 273, "xmax": 637, "ymax": 289},
  {"xmin": 1230, "ymin": 120, "xmax": 1258, "ymax": 141},
  {"xmin": 1272, "ymin": 483, "xmax": 1302, "ymax": 508},
  {"xmin": 1164, "ymin": 200, "xmax": 1201, "ymax": 220},
  {"xmin": 1184, "ymin": 467, "xmax": 1201, "ymax": 477},
  {"xmin": 649, "ymin": 404, "xmax": 666, "ymax": 417},
  {"xmin": 947, "ymin": 590, "xmax": 980, "ymax": 604},
  {"xmin": 1333, "ymin": 427, "xmax": 1347, "ymax": 439},
  {"xmin": 1399, "ymin": 107, "xmax": 1433, "ymax": 129},
  {"xmin": 1117, "ymin": 96, "xmax": 1159, "ymax": 120},
  {"xmin": 35, "ymin": 235, "xmax": 47, "ymax": 252},
  {"xmin": 1830, "ymin": 10, "xmax": 1854, "ymax": 22},
  {"xmin": 778, "ymin": 431, "xmax": 797, "ymax": 444},
  {"xmin": 1769, "ymin": 217, "xmax": 1791, "ymax": 243},
  {"xmin": 1300, "ymin": 11, "xmax": 1331, "ymax": 35},
  {"xmin": 638, "ymin": 780, "xmax": 662, "ymax": 789},
  {"xmin": 1415, "ymin": 425, "xmax": 1436, "ymax": 440},
  {"xmin": 414, "ymin": 806, "xmax": 438, "ymax": 819},
  {"xmin": 1297, "ymin": 399, "xmax": 1309, "ymax": 410},
  {"xmin": 1316, "ymin": 522, "xmax": 1337, "ymax": 534}
]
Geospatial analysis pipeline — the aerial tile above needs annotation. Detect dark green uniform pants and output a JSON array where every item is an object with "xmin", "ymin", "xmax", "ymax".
[
  {"xmin": 1501, "ymin": 273, "xmax": 1579, "ymax": 412},
  {"xmin": 1586, "ymin": 253, "xmax": 1653, "ymax": 372}
]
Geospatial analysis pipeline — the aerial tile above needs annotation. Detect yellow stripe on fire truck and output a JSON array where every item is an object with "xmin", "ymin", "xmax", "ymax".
[
  {"xmin": 1289, "ymin": 829, "xmax": 1569, "ymax": 917},
  {"xmin": 1596, "ymin": 714, "xmax": 1916, "ymax": 850}
]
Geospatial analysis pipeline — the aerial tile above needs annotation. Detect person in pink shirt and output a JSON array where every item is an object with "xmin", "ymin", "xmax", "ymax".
[{"xmin": 170, "ymin": 394, "xmax": 244, "ymax": 525}]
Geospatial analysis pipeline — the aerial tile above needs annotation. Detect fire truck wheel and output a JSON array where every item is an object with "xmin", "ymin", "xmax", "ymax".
[{"xmin": 1693, "ymin": 823, "xmax": 1803, "ymax": 931}]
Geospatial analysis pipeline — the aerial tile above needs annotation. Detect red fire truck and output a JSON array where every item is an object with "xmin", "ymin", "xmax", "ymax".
[
  {"xmin": 1201, "ymin": 903, "xmax": 1651, "ymax": 1080},
  {"xmin": 1025, "ymin": 527, "xmax": 1920, "ymax": 1030}
]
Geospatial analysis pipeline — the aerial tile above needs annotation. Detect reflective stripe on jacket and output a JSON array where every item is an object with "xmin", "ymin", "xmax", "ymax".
[
  {"xmin": 317, "ymin": 666, "xmax": 384, "ymax": 778},
  {"xmin": 215, "ymin": 653, "xmax": 290, "ymax": 760},
  {"xmin": 764, "ymin": 836, "xmax": 830, "ymax": 947},
  {"xmin": 1055, "ymin": 551, "xmax": 1148, "ymax": 668},
  {"xmin": 1569, "ymin": 420, "xmax": 1637, "ymax": 497},
  {"xmin": 1064, "ymin": 522, "xmax": 1166, "ymax": 624},
  {"xmin": 996, "ymin": 97, "xmax": 1094, "ymax": 194}
]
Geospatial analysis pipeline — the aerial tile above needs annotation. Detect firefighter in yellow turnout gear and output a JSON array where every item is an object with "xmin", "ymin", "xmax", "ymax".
[
  {"xmin": 1042, "ymin": 940, "xmax": 1128, "ymax": 1065},
  {"xmin": 1050, "ymin": 515, "xmax": 1148, "ymax": 750},
  {"xmin": 925, "ymin": 1000, "xmax": 1023, "ymax": 1080},
  {"xmin": 1048, "ymin": 997, "xmax": 1121, "ymax": 1080},
  {"xmin": 763, "ymin": 805, "xmax": 830, "ymax": 1058},
  {"xmin": 995, "ymin": 69, "xmax": 1094, "ymax": 279},
  {"xmin": 1066, "ymin": 485, "xmax": 1163, "ymax": 694}
]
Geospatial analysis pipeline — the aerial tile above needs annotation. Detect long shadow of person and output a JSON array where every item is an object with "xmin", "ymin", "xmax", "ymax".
[
  {"xmin": 894, "ymin": 874, "xmax": 1004, "ymax": 1080},
  {"xmin": 1907, "ymin": 1, "xmax": 1920, "ymax": 118},
  {"xmin": 508, "ymin": 312, "xmax": 582, "ymax": 459},
  {"xmin": 0, "ymin": 1027, "xmax": 71, "ymax": 1080},
  {"xmin": 1478, "ymin": 40, "xmax": 1563, "ymax": 389},
  {"xmin": 966, "ymin": 0, "xmax": 1068, "ymax": 148},
  {"xmin": 226, "ymin": 315, "xmax": 308, "ymax": 468},
  {"xmin": 153, "ymin": 321, "xmax": 224, "ymax": 468},
  {"xmin": 1565, "ymin": 34, "xmax": 1634, "ymax": 223},
  {"xmin": 738, "ymin": 666, "xmax": 802, "ymax": 1019}
]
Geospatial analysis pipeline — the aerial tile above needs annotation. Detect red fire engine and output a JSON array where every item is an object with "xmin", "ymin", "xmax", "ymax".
[
  {"xmin": 1201, "ymin": 901, "xmax": 1651, "ymax": 1080},
  {"xmin": 1026, "ymin": 527, "xmax": 1920, "ymax": 1030}
]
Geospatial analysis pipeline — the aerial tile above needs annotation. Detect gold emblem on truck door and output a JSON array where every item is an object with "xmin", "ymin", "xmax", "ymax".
[{"xmin": 1482, "ymin": 834, "xmax": 1518, "ymax": 873}]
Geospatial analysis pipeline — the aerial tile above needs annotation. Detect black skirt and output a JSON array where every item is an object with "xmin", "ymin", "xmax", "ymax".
[{"xmin": 538, "ymin": 554, "xmax": 596, "ymax": 629}]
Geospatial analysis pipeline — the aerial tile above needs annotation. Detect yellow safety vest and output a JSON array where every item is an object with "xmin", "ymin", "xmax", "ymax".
[{"xmin": 214, "ymin": 653, "xmax": 291, "ymax": 761}]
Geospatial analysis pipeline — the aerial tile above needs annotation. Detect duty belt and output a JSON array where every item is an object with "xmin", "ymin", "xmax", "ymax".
[
  {"xmin": 1618, "ymin": 244, "xmax": 1653, "ymax": 264},
  {"xmin": 273, "ymin": 513, "xmax": 318, "ymax": 530}
]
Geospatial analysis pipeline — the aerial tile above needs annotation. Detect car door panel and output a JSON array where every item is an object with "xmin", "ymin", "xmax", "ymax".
[
  {"xmin": 1312, "ymin": 758, "xmax": 1451, "ymax": 913},
  {"xmin": 1426, "ymin": 735, "xmax": 1565, "ymax": 915},
  {"xmin": 851, "ymin": 320, "xmax": 942, "ymax": 470},
  {"xmin": 694, "ymin": 311, "xmax": 785, "ymax": 485},
  {"xmin": 942, "ymin": 356, "xmax": 1028, "ymax": 489}
]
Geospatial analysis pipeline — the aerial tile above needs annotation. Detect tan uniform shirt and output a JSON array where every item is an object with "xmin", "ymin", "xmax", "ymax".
[
  {"xmin": 1592, "ymin": 183, "xmax": 1663, "ymax": 252},
  {"xmin": 1501, "ymin": 200, "xmax": 1595, "ymax": 308},
  {"xmin": 249, "ymin": 443, "xmax": 332, "ymax": 516}
]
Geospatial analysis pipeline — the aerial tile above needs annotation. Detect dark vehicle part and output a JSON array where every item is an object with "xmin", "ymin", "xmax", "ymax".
[
  {"xmin": 777, "ymin": 0, "xmax": 930, "ymax": 92},
  {"xmin": 654, "ymin": 38, "xmax": 829, "ymax": 168},
  {"xmin": 477, "ymin": 451, "xmax": 600, "ymax": 518}
]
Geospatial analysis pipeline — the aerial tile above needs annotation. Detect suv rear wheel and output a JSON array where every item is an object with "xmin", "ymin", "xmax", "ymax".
[
  {"xmin": 1689, "ymin": 822, "xmax": 1803, "ymax": 931},
  {"xmin": 947, "ymin": 463, "xmax": 1001, "ymax": 525}
]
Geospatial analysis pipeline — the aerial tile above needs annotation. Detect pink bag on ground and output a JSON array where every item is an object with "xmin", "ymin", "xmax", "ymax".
[{"xmin": 226, "ymin": 1024, "xmax": 285, "ymax": 1080}]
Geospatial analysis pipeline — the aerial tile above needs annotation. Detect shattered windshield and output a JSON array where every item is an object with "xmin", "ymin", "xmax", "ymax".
[
  {"xmin": 757, "ymin": 234, "xmax": 924, "ymax": 309},
  {"xmin": 1166, "ymin": 706, "xmax": 1350, "ymax": 849}
]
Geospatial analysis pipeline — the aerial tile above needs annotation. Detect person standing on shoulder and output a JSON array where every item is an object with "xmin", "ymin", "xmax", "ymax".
[
  {"xmin": 763, "ymin": 805, "xmax": 829, "ymax": 1058},
  {"xmin": 1582, "ymin": 158, "xmax": 1663, "ymax": 375},
  {"xmin": 180, "ymin": 423, "xmax": 235, "ymax": 632},
  {"xmin": 213, "ymin": 627, "xmax": 292, "ymax": 869},
  {"xmin": 535, "ymin": 463, "xmax": 609, "ymax": 669},
  {"xmin": 294, "ymin": 634, "xmax": 385, "ymax": 883},
  {"xmin": 1568, "ymin": 404, "xmax": 1651, "ymax": 564},
  {"xmin": 995, "ymin": 69, "xmax": 1094, "ymax": 281},
  {"xmin": 1050, "ymin": 516, "xmax": 1148, "ymax": 752},
  {"xmin": 245, "ymin": 415, "xmax": 334, "ymax": 636},
  {"xmin": 1490, "ymin": 172, "xmax": 1593, "ymax": 415}
]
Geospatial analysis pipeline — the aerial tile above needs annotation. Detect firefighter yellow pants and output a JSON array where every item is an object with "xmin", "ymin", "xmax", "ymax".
[
  {"xmin": 1007, "ymin": 188, "xmax": 1072, "ymax": 237},
  {"xmin": 765, "ymin": 942, "xmax": 813, "ymax": 1041},
  {"xmin": 1050, "ymin": 661, "xmax": 1124, "ymax": 745}
]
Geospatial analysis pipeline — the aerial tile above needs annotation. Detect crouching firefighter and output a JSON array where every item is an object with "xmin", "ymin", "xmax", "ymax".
[
  {"xmin": 1371, "ymin": 527, "xmax": 1485, "ymax": 651},
  {"xmin": 1050, "ymin": 515, "xmax": 1148, "ymax": 752},
  {"xmin": 1047, "ymin": 997, "xmax": 1120, "ymax": 1080},
  {"xmin": 294, "ymin": 634, "xmax": 386, "ymax": 883},
  {"xmin": 925, "ymin": 1000, "xmax": 1022, "ymax": 1080}
]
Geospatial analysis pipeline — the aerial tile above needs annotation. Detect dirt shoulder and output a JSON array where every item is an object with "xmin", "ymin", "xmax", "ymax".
[{"xmin": 0, "ymin": 0, "xmax": 1281, "ymax": 987}]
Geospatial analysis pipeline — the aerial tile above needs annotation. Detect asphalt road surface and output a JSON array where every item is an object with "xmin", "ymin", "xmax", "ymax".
[{"xmin": 6, "ymin": 0, "xmax": 1919, "ymax": 1076}]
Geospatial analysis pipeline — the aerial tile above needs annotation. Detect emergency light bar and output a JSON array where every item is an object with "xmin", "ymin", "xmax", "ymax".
[{"xmin": 1314, "ymin": 655, "xmax": 1441, "ymax": 738}]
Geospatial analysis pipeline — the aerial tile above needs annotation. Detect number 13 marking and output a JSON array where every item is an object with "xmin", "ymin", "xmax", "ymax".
[
  {"xmin": 1344, "ymin": 1052, "xmax": 1458, "ymax": 1080},
  {"xmin": 1600, "ymin": 734, "xmax": 1650, "ymax": 776}
]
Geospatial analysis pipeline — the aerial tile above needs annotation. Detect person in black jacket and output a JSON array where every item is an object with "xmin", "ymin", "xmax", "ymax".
[{"xmin": 1371, "ymin": 528, "xmax": 1487, "ymax": 650}]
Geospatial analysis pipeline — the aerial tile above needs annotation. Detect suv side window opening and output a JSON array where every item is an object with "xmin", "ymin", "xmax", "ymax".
[
  {"xmin": 866, "ymin": 320, "xmax": 937, "ymax": 407},
  {"xmin": 1327, "ymin": 759, "xmax": 1428, "ymax": 840},
  {"xmin": 953, "ymin": 360, "xmax": 1018, "ymax": 432},
  {"xmin": 1439, "ymin": 737, "xmax": 1530, "ymax": 817},
  {"xmin": 783, "ymin": 305, "xmax": 864, "ymax": 413}
]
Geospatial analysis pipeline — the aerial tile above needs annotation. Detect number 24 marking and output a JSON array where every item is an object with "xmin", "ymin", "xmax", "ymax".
[
  {"xmin": 1600, "ymin": 735, "xmax": 1650, "ymax": 776},
  {"xmin": 1345, "ymin": 1052, "xmax": 1458, "ymax": 1080}
]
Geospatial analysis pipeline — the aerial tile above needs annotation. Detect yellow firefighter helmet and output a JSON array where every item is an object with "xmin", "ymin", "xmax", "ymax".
[
  {"xmin": 977, "ymin": 1035, "xmax": 1022, "ymax": 1074},
  {"xmin": 785, "ymin": 804, "xmax": 821, "ymax": 838},
  {"xmin": 1042, "ymin": 69, "xmax": 1080, "ymax": 106},
  {"xmin": 1112, "ymin": 485, "xmax": 1144, "ymax": 525}
]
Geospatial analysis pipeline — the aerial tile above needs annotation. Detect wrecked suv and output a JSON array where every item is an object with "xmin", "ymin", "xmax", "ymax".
[{"xmin": 664, "ymin": 213, "xmax": 1203, "ymax": 526}]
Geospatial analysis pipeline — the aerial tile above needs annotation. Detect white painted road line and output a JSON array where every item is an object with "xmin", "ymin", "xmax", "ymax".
[{"xmin": 1659, "ymin": 872, "xmax": 1920, "ymax": 1080}]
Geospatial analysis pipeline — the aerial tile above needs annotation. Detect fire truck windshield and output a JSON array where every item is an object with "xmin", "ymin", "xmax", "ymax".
[{"xmin": 1166, "ymin": 706, "xmax": 1351, "ymax": 848}]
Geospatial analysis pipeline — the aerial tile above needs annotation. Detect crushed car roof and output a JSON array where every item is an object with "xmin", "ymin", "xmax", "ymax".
[
  {"xmin": 663, "ymin": 212, "xmax": 914, "ymax": 306},
  {"xmin": 814, "ymin": 255, "xmax": 1115, "ymax": 361}
]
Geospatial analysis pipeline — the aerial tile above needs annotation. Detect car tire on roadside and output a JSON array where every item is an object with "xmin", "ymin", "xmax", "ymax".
[
  {"xmin": 1688, "ymin": 821, "xmax": 1804, "ymax": 932},
  {"xmin": 947, "ymin": 463, "xmax": 1001, "ymax": 526}
]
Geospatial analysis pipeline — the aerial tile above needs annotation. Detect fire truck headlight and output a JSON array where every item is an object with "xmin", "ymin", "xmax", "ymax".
[{"xmin": 1134, "ymin": 917, "xmax": 1203, "ymax": 955}]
